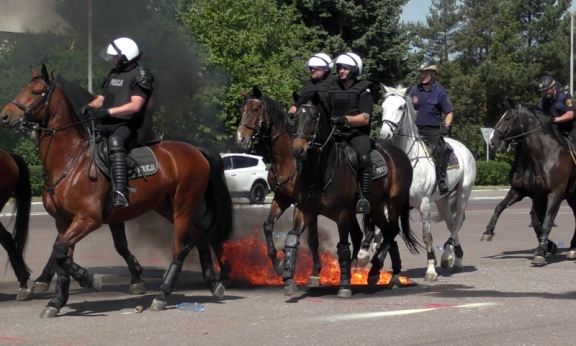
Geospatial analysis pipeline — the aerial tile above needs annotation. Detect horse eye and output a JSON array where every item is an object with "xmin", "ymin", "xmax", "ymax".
[
  {"xmin": 31, "ymin": 90, "xmax": 40, "ymax": 95},
  {"xmin": 253, "ymin": 107, "xmax": 259, "ymax": 112}
]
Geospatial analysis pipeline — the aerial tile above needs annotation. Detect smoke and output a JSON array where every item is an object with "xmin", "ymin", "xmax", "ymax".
[{"xmin": 0, "ymin": 0, "xmax": 65, "ymax": 33}]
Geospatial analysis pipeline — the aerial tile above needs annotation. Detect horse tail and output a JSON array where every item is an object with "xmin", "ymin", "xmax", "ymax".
[
  {"xmin": 9, "ymin": 153, "xmax": 32, "ymax": 254},
  {"xmin": 400, "ymin": 201, "xmax": 421, "ymax": 254},
  {"xmin": 198, "ymin": 147, "xmax": 235, "ymax": 245}
]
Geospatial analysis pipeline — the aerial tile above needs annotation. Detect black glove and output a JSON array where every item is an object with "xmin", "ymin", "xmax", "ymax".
[
  {"xmin": 331, "ymin": 116, "xmax": 348, "ymax": 126},
  {"xmin": 78, "ymin": 104, "xmax": 93, "ymax": 115},
  {"xmin": 89, "ymin": 108, "xmax": 110, "ymax": 120},
  {"xmin": 439, "ymin": 124, "xmax": 451, "ymax": 136}
]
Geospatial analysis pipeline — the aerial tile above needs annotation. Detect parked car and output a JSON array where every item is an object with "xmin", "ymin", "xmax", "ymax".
[{"xmin": 220, "ymin": 153, "xmax": 270, "ymax": 204}]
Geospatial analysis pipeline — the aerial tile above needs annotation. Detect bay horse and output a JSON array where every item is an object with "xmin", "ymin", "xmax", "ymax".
[
  {"xmin": 0, "ymin": 149, "xmax": 32, "ymax": 300},
  {"xmin": 289, "ymin": 92, "xmax": 420, "ymax": 297},
  {"xmin": 236, "ymin": 86, "xmax": 326, "ymax": 286},
  {"xmin": 380, "ymin": 85, "xmax": 476, "ymax": 281},
  {"xmin": 489, "ymin": 104, "xmax": 576, "ymax": 264},
  {"xmin": 0, "ymin": 64, "xmax": 234, "ymax": 318}
]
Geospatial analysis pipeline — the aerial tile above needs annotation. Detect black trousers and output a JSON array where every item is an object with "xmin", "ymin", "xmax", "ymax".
[
  {"xmin": 97, "ymin": 124, "xmax": 135, "ymax": 149},
  {"xmin": 341, "ymin": 131, "xmax": 371, "ymax": 168}
]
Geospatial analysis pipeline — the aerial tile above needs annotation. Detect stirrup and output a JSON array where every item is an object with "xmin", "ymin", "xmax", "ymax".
[
  {"xmin": 113, "ymin": 191, "xmax": 129, "ymax": 209},
  {"xmin": 438, "ymin": 180, "xmax": 448, "ymax": 194},
  {"xmin": 357, "ymin": 198, "xmax": 370, "ymax": 214}
]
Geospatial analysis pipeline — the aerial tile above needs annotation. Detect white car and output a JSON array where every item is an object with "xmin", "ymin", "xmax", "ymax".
[{"xmin": 221, "ymin": 153, "xmax": 270, "ymax": 204}]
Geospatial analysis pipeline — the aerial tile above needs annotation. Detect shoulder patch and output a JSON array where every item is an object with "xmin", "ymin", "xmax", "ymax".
[{"xmin": 567, "ymin": 99, "xmax": 573, "ymax": 107}]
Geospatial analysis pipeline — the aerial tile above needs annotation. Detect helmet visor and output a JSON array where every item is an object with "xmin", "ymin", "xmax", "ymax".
[{"xmin": 99, "ymin": 40, "xmax": 122, "ymax": 62}]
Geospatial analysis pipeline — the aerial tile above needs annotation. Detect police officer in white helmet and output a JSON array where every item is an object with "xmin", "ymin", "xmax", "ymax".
[
  {"xmin": 81, "ymin": 37, "xmax": 155, "ymax": 209},
  {"xmin": 288, "ymin": 53, "xmax": 335, "ymax": 116}
]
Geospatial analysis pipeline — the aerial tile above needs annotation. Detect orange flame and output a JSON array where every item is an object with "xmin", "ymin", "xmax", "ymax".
[{"xmin": 221, "ymin": 230, "xmax": 414, "ymax": 286}]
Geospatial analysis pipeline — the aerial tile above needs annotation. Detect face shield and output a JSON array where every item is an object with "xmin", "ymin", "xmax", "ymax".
[{"xmin": 99, "ymin": 40, "xmax": 122, "ymax": 63}]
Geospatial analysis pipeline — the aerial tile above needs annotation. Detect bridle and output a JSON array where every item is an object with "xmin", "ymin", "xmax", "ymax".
[
  {"xmin": 493, "ymin": 106, "xmax": 539, "ymax": 143},
  {"xmin": 10, "ymin": 76, "xmax": 57, "ymax": 130},
  {"xmin": 293, "ymin": 103, "xmax": 335, "ymax": 153},
  {"xmin": 381, "ymin": 92, "xmax": 408, "ymax": 136},
  {"xmin": 239, "ymin": 97, "xmax": 269, "ymax": 141}
]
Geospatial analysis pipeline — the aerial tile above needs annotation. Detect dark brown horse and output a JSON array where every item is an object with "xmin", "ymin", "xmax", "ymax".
[
  {"xmin": 288, "ymin": 92, "xmax": 420, "ymax": 297},
  {"xmin": 0, "ymin": 149, "xmax": 32, "ymax": 300},
  {"xmin": 235, "ymin": 86, "xmax": 339, "ymax": 286},
  {"xmin": 490, "ymin": 104, "xmax": 576, "ymax": 264},
  {"xmin": 1, "ymin": 65, "xmax": 234, "ymax": 318}
]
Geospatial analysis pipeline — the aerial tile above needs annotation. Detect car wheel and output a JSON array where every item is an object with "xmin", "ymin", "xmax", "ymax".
[{"xmin": 249, "ymin": 183, "xmax": 267, "ymax": 204}]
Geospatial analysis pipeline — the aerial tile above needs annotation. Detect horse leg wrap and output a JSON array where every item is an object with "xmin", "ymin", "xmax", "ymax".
[
  {"xmin": 390, "ymin": 241, "xmax": 402, "ymax": 275},
  {"xmin": 47, "ymin": 275, "xmax": 70, "ymax": 310},
  {"xmin": 283, "ymin": 232, "xmax": 300, "ymax": 279},
  {"xmin": 198, "ymin": 247, "xmax": 216, "ymax": 283},
  {"xmin": 263, "ymin": 221, "xmax": 277, "ymax": 258},
  {"xmin": 454, "ymin": 244, "xmax": 464, "ymax": 258},
  {"xmin": 59, "ymin": 257, "xmax": 94, "ymax": 288},
  {"xmin": 427, "ymin": 249, "xmax": 436, "ymax": 261},
  {"xmin": 129, "ymin": 256, "xmax": 143, "ymax": 276},
  {"xmin": 337, "ymin": 243, "xmax": 352, "ymax": 286},
  {"xmin": 160, "ymin": 260, "xmax": 182, "ymax": 294}
]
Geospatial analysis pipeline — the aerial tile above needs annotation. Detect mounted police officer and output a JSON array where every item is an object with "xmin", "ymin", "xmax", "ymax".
[
  {"xmin": 288, "ymin": 53, "xmax": 335, "ymax": 115},
  {"xmin": 327, "ymin": 52, "xmax": 373, "ymax": 213},
  {"xmin": 410, "ymin": 59, "xmax": 453, "ymax": 195},
  {"xmin": 82, "ymin": 37, "xmax": 155, "ymax": 209},
  {"xmin": 537, "ymin": 75, "xmax": 576, "ymax": 143}
]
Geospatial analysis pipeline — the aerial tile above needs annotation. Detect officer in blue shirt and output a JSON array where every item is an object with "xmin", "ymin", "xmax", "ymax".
[
  {"xmin": 538, "ymin": 75, "xmax": 576, "ymax": 142},
  {"xmin": 410, "ymin": 59, "xmax": 453, "ymax": 194}
]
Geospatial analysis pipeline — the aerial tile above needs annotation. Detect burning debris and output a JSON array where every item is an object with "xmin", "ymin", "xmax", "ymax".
[{"xmin": 221, "ymin": 230, "xmax": 414, "ymax": 286}]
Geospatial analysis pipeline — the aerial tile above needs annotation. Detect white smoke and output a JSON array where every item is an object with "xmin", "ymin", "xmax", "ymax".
[{"xmin": 0, "ymin": 0, "xmax": 65, "ymax": 33}]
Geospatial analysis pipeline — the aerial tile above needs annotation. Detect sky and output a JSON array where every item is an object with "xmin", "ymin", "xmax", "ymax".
[{"xmin": 401, "ymin": 0, "xmax": 433, "ymax": 24}]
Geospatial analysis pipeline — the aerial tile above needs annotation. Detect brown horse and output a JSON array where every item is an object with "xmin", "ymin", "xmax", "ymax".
[
  {"xmin": 1, "ymin": 65, "xmax": 234, "ymax": 318},
  {"xmin": 235, "ymin": 86, "xmax": 343, "ymax": 286},
  {"xmin": 288, "ymin": 92, "xmax": 420, "ymax": 297},
  {"xmin": 0, "ymin": 149, "xmax": 32, "ymax": 300}
]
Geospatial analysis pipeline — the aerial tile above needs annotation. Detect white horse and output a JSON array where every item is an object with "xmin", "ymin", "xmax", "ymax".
[{"xmin": 380, "ymin": 85, "xmax": 476, "ymax": 281}]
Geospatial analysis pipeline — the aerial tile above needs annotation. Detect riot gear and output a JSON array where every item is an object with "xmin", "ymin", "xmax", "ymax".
[
  {"xmin": 100, "ymin": 37, "xmax": 143, "ymax": 70},
  {"xmin": 334, "ymin": 53, "xmax": 363, "ymax": 81}
]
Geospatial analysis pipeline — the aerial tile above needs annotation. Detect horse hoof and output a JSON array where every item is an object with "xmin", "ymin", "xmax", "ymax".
[
  {"xmin": 566, "ymin": 249, "xmax": 576, "ymax": 259},
  {"xmin": 31, "ymin": 281, "xmax": 50, "ymax": 293},
  {"xmin": 91, "ymin": 275, "xmax": 102, "ymax": 292},
  {"xmin": 284, "ymin": 279, "xmax": 297, "ymax": 296},
  {"xmin": 220, "ymin": 279, "xmax": 233, "ymax": 289},
  {"xmin": 16, "ymin": 288, "xmax": 31, "ymax": 301},
  {"xmin": 547, "ymin": 242, "xmax": 558, "ymax": 255},
  {"xmin": 357, "ymin": 249, "xmax": 370, "ymax": 268},
  {"xmin": 480, "ymin": 234, "xmax": 493, "ymax": 241},
  {"xmin": 531, "ymin": 256, "xmax": 546, "ymax": 266},
  {"xmin": 337, "ymin": 288, "xmax": 352, "ymax": 298},
  {"xmin": 128, "ymin": 282, "xmax": 146, "ymax": 295},
  {"xmin": 441, "ymin": 245, "xmax": 455, "ymax": 268},
  {"xmin": 306, "ymin": 276, "xmax": 320, "ymax": 287},
  {"xmin": 424, "ymin": 273, "xmax": 438, "ymax": 282},
  {"xmin": 367, "ymin": 274, "xmax": 380, "ymax": 286},
  {"xmin": 39, "ymin": 306, "xmax": 59, "ymax": 319},
  {"xmin": 273, "ymin": 259, "xmax": 284, "ymax": 277},
  {"xmin": 149, "ymin": 298, "xmax": 167, "ymax": 311},
  {"xmin": 210, "ymin": 282, "xmax": 225, "ymax": 300}
]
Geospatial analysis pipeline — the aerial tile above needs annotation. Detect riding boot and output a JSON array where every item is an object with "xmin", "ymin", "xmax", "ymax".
[
  {"xmin": 110, "ymin": 149, "xmax": 129, "ymax": 209},
  {"xmin": 357, "ymin": 166, "xmax": 373, "ymax": 213},
  {"xmin": 437, "ymin": 154, "xmax": 449, "ymax": 195}
]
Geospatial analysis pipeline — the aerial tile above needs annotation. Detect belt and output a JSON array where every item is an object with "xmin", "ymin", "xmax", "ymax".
[{"xmin": 416, "ymin": 125, "xmax": 440, "ymax": 129}]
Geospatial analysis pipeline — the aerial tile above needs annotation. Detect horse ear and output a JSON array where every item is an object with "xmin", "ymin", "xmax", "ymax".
[
  {"xmin": 30, "ymin": 65, "xmax": 38, "ymax": 78},
  {"xmin": 507, "ymin": 98, "xmax": 515, "ymax": 109},
  {"xmin": 380, "ymin": 83, "xmax": 388, "ymax": 95},
  {"xmin": 253, "ymin": 86, "xmax": 262, "ymax": 98},
  {"xmin": 41, "ymin": 63, "xmax": 50, "ymax": 82},
  {"xmin": 292, "ymin": 91, "xmax": 300, "ymax": 103},
  {"xmin": 240, "ymin": 91, "xmax": 248, "ymax": 98}
]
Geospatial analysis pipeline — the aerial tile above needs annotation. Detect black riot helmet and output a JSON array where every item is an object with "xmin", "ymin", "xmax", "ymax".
[{"xmin": 537, "ymin": 75, "xmax": 556, "ymax": 92}]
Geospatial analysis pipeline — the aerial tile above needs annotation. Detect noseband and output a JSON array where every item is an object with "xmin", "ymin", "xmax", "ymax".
[
  {"xmin": 10, "ymin": 76, "xmax": 57, "ymax": 129},
  {"xmin": 382, "ymin": 93, "xmax": 408, "ymax": 135},
  {"xmin": 293, "ymin": 103, "xmax": 335, "ymax": 153},
  {"xmin": 239, "ymin": 97, "xmax": 268, "ymax": 140},
  {"xmin": 493, "ymin": 107, "xmax": 538, "ymax": 142}
]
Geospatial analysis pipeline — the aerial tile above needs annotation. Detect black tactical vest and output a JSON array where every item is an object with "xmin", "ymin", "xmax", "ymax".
[
  {"xmin": 300, "ymin": 76, "xmax": 336, "ymax": 104},
  {"xmin": 328, "ymin": 79, "xmax": 372, "ymax": 134}
]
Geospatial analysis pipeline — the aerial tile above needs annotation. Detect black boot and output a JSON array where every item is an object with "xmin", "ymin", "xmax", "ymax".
[
  {"xmin": 437, "ymin": 154, "xmax": 449, "ymax": 195},
  {"xmin": 357, "ymin": 166, "xmax": 373, "ymax": 213},
  {"xmin": 110, "ymin": 149, "xmax": 129, "ymax": 209}
]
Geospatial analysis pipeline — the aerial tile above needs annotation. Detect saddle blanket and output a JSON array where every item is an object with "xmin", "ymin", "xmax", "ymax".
[
  {"xmin": 343, "ymin": 144, "xmax": 387, "ymax": 179},
  {"xmin": 422, "ymin": 141, "xmax": 459, "ymax": 170},
  {"xmin": 96, "ymin": 144, "xmax": 159, "ymax": 180}
]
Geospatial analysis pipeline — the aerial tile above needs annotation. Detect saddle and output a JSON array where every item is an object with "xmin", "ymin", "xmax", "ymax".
[
  {"xmin": 341, "ymin": 140, "xmax": 388, "ymax": 179},
  {"xmin": 421, "ymin": 140, "xmax": 460, "ymax": 170}
]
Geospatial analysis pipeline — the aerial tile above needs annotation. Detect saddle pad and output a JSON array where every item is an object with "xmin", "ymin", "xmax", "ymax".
[
  {"xmin": 422, "ymin": 141, "xmax": 459, "ymax": 170},
  {"xmin": 342, "ymin": 144, "xmax": 387, "ymax": 179},
  {"xmin": 96, "ymin": 144, "xmax": 159, "ymax": 180}
]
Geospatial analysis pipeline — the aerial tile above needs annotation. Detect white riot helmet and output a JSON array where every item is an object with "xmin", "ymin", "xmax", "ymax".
[
  {"xmin": 334, "ymin": 53, "xmax": 363, "ymax": 80},
  {"xmin": 304, "ymin": 53, "xmax": 334, "ymax": 79},
  {"xmin": 100, "ymin": 37, "xmax": 142, "ymax": 69}
]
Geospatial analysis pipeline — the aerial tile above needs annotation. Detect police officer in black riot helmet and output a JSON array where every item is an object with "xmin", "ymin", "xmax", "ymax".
[
  {"xmin": 288, "ymin": 53, "xmax": 335, "ymax": 115},
  {"xmin": 81, "ymin": 37, "xmax": 155, "ymax": 209},
  {"xmin": 327, "ymin": 52, "xmax": 374, "ymax": 213},
  {"xmin": 410, "ymin": 59, "xmax": 453, "ymax": 195},
  {"xmin": 538, "ymin": 75, "xmax": 576, "ymax": 143}
]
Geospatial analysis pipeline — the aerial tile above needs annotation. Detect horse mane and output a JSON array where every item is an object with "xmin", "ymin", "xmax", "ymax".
[
  {"xmin": 252, "ymin": 91, "xmax": 292, "ymax": 130},
  {"xmin": 296, "ymin": 94, "xmax": 330, "ymax": 119},
  {"xmin": 520, "ymin": 105, "xmax": 555, "ymax": 136}
]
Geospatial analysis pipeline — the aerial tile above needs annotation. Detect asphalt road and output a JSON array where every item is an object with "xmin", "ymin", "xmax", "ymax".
[{"xmin": 1, "ymin": 190, "xmax": 576, "ymax": 346}]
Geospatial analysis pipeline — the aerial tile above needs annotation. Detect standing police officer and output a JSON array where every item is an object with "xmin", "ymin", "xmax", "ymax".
[
  {"xmin": 538, "ymin": 75, "xmax": 576, "ymax": 142},
  {"xmin": 288, "ymin": 53, "xmax": 335, "ymax": 115},
  {"xmin": 83, "ymin": 37, "xmax": 155, "ymax": 209},
  {"xmin": 410, "ymin": 59, "xmax": 453, "ymax": 195},
  {"xmin": 327, "ymin": 52, "xmax": 374, "ymax": 213}
]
